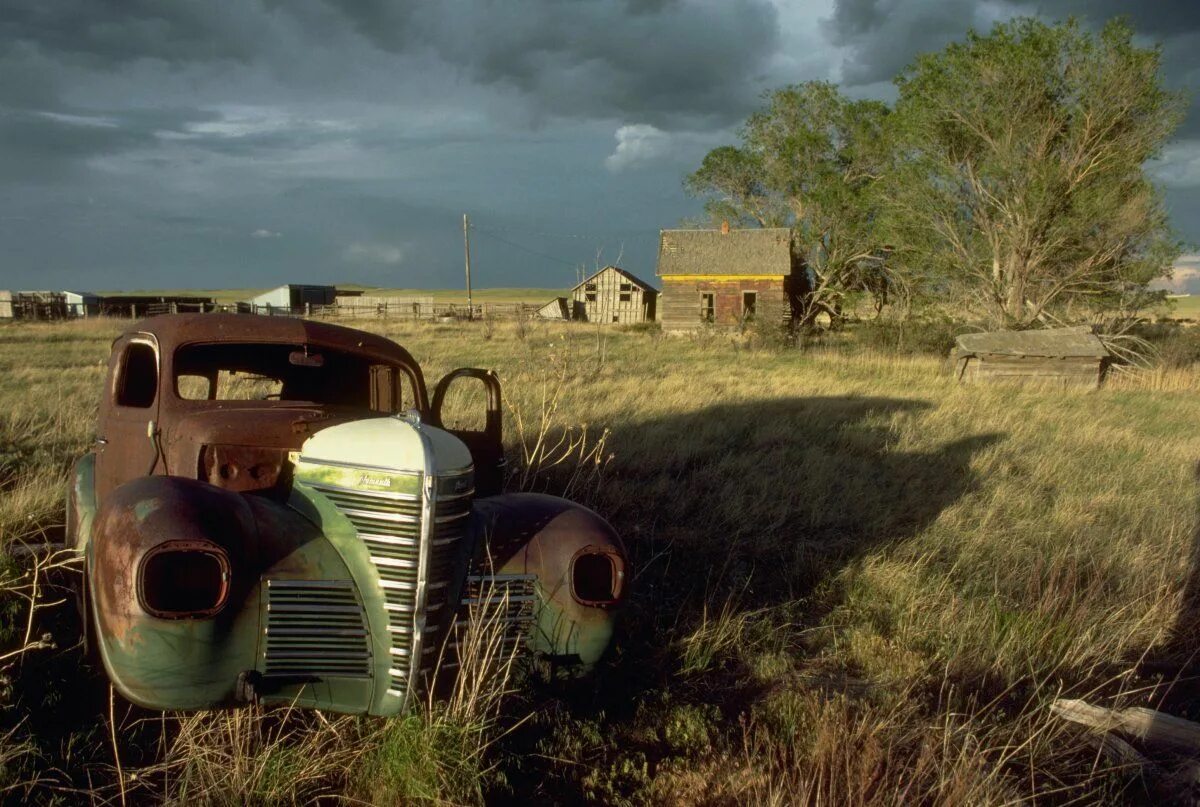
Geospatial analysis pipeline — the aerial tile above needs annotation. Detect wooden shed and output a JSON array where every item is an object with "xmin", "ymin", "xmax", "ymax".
[
  {"xmin": 535, "ymin": 297, "xmax": 570, "ymax": 320},
  {"xmin": 64, "ymin": 291, "xmax": 102, "ymax": 317},
  {"xmin": 242, "ymin": 284, "xmax": 338, "ymax": 315},
  {"xmin": 952, "ymin": 326, "xmax": 1111, "ymax": 387},
  {"xmin": 655, "ymin": 223, "xmax": 805, "ymax": 332},
  {"xmin": 569, "ymin": 266, "xmax": 657, "ymax": 324}
]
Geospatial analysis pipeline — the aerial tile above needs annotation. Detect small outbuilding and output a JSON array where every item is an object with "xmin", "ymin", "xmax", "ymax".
[
  {"xmin": 952, "ymin": 326, "xmax": 1111, "ymax": 387},
  {"xmin": 535, "ymin": 297, "xmax": 570, "ymax": 320},
  {"xmin": 242, "ymin": 284, "xmax": 338, "ymax": 314},
  {"xmin": 64, "ymin": 291, "xmax": 102, "ymax": 317},
  {"xmin": 569, "ymin": 266, "xmax": 657, "ymax": 324}
]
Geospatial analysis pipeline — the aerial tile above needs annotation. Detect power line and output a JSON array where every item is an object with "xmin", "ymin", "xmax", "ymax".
[
  {"xmin": 470, "ymin": 222, "xmax": 656, "ymax": 241},
  {"xmin": 468, "ymin": 228, "xmax": 585, "ymax": 269}
]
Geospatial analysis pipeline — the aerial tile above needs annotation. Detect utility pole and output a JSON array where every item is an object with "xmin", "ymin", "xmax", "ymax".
[{"xmin": 463, "ymin": 213, "xmax": 474, "ymax": 321}]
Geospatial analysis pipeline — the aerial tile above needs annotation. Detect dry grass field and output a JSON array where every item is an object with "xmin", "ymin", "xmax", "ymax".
[{"xmin": 3, "ymin": 314, "xmax": 1200, "ymax": 803}]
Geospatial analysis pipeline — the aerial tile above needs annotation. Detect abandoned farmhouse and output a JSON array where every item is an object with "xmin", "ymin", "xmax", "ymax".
[{"xmin": 655, "ymin": 224, "xmax": 806, "ymax": 332}]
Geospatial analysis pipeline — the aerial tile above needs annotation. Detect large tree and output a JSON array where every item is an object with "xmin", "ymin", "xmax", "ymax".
[
  {"xmin": 883, "ymin": 18, "xmax": 1185, "ymax": 327},
  {"xmin": 686, "ymin": 82, "xmax": 892, "ymax": 324}
]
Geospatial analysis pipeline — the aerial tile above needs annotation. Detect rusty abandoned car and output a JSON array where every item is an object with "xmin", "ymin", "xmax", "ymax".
[{"xmin": 66, "ymin": 314, "xmax": 627, "ymax": 715}]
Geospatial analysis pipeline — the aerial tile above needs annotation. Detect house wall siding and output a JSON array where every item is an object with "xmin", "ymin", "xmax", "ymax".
[{"xmin": 660, "ymin": 277, "xmax": 787, "ymax": 332}]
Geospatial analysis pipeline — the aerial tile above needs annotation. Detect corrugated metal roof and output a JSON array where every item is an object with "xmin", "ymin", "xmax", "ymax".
[
  {"xmin": 656, "ymin": 228, "xmax": 795, "ymax": 276},
  {"xmin": 954, "ymin": 326, "xmax": 1110, "ymax": 359}
]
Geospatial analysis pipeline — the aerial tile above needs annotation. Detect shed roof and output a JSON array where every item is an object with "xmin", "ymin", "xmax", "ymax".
[
  {"xmin": 954, "ymin": 326, "xmax": 1110, "ymax": 359},
  {"xmin": 573, "ymin": 265, "xmax": 658, "ymax": 292},
  {"xmin": 656, "ymin": 227, "xmax": 794, "ymax": 276},
  {"xmin": 536, "ymin": 297, "xmax": 570, "ymax": 318}
]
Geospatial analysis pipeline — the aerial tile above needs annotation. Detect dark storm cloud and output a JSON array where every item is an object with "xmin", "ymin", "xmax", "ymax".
[
  {"xmin": 825, "ymin": 0, "xmax": 1200, "ymax": 83},
  {"xmin": 822, "ymin": 0, "xmax": 988, "ymax": 85},
  {"xmin": 322, "ymin": 0, "xmax": 781, "ymax": 127},
  {"xmin": 2, "ymin": 0, "xmax": 782, "ymax": 128},
  {"xmin": 0, "ymin": 0, "xmax": 273, "ymax": 68}
]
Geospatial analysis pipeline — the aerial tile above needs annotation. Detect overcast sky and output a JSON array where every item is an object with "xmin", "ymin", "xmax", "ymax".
[{"xmin": 1, "ymin": 0, "xmax": 1198, "ymax": 293}]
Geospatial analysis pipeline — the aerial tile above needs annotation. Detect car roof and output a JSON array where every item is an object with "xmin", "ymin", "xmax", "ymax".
[{"xmin": 122, "ymin": 313, "xmax": 421, "ymax": 368}]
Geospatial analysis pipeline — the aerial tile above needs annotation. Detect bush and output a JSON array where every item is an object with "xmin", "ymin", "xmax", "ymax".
[
  {"xmin": 1143, "ymin": 323, "xmax": 1200, "ymax": 368},
  {"xmin": 849, "ymin": 317, "xmax": 964, "ymax": 356}
]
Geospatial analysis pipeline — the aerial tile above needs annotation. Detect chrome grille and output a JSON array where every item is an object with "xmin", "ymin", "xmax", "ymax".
[
  {"xmin": 309, "ymin": 473, "xmax": 473, "ymax": 700},
  {"xmin": 442, "ymin": 573, "xmax": 537, "ymax": 671},
  {"xmin": 263, "ymin": 579, "xmax": 370, "ymax": 678}
]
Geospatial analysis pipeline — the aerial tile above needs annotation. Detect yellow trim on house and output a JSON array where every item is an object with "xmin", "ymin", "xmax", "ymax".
[{"xmin": 659, "ymin": 274, "xmax": 785, "ymax": 282}]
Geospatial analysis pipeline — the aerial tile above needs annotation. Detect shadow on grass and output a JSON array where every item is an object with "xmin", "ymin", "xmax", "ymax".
[
  {"xmin": 500, "ymin": 395, "xmax": 1002, "ymax": 802},
  {"xmin": 1143, "ymin": 462, "xmax": 1200, "ymax": 716}
]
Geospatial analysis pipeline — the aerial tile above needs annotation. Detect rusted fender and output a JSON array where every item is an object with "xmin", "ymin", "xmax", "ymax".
[
  {"xmin": 472, "ymin": 493, "xmax": 628, "ymax": 668},
  {"xmin": 88, "ymin": 475, "xmax": 340, "ymax": 710}
]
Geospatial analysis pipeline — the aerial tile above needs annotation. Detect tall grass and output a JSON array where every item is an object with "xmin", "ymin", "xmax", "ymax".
[{"xmin": 3, "ymin": 315, "xmax": 1200, "ymax": 802}]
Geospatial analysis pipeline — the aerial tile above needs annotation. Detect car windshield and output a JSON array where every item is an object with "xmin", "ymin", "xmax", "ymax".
[{"xmin": 173, "ymin": 342, "xmax": 410, "ymax": 410}]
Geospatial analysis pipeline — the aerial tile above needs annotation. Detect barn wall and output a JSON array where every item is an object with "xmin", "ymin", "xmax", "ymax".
[
  {"xmin": 659, "ymin": 277, "xmax": 788, "ymax": 332},
  {"xmin": 571, "ymin": 267, "xmax": 653, "ymax": 323}
]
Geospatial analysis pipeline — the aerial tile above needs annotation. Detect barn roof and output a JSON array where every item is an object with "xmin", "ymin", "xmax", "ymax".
[
  {"xmin": 573, "ymin": 265, "xmax": 658, "ymax": 292},
  {"xmin": 656, "ymin": 227, "xmax": 795, "ymax": 276},
  {"xmin": 954, "ymin": 326, "xmax": 1110, "ymax": 359}
]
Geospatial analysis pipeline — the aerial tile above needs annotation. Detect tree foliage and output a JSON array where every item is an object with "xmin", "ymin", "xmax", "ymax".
[
  {"xmin": 883, "ymin": 17, "xmax": 1185, "ymax": 327},
  {"xmin": 686, "ymin": 82, "xmax": 892, "ymax": 324},
  {"xmin": 686, "ymin": 19, "xmax": 1185, "ymax": 329}
]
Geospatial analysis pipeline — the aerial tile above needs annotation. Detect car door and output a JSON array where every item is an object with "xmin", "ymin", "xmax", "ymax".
[
  {"xmin": 430, "ymin": 368, "xmax": 504, "ymax": 497},
  {"xmin": 95, "ymin": 334, "xmax": 162, "ymax": 502}
]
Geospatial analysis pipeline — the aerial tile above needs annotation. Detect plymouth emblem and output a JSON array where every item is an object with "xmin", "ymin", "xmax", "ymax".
[{"xmin": 358, "ymin": 473, "xmax": 392, "ymax": 489}]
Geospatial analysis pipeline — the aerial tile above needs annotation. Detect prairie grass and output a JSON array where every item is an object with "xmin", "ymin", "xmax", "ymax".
[{"xmin": 1, "ymin": 314, "xmax": 1199, "ymax": 802}]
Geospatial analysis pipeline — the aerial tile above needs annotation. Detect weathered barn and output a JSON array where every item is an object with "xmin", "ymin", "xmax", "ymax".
[
  {"xmin": 655, "ymin": 224, "xmax": 804, "ymax": 332},
  {"xmin": 242, "ymin": 284, "xmax": 338, "ymax": 314},
  {"xmin": 0, "ymin": 291, "xmax": 11, "ymax": 319},
  {"xmin": 952, "ymin": 326, "xmax": 1111, "ymax": 387},
  {"xmin": 569, "ymin": 266, "xmax": 657, "ymax": 324}
]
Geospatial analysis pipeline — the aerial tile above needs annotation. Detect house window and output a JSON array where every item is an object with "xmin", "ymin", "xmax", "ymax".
[
  {"xmin": 585, "ymin": 283, "xmax": 596, "ymax": 292},
  {"xmin": 619, "ymin": 292, "xmax": 631, "ymax": 302},
  {"xmin": 700, "ymin": 293, "xmax": 715, "ymax": 322},
  {"xmin": 585, "ymin": 292, "xmax": 597, "ymax": 302},
  {"xmin": 742, "ymin": 291, "xmax": 757, "ymax": 319},
  {"xmin": 619, "ymin": 283, "xmax": 632, "ymax": 292},
  {"xmin": 612, "ymin": 314, "xmax": 619, "ymax": 323}
]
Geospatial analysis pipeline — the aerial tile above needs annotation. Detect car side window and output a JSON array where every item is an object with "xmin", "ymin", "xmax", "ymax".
[{"xmin": 116, "ymin": 342, "xmax": 158, "ymax": 408}]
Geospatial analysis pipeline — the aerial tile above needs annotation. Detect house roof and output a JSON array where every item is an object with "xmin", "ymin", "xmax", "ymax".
[
  {"xmin": 954, "ymin": 326, "xmax": 1110, "ymax": 359},
  {"xmin": 656, "ymin": 228, "xmax": 795, "ymax": 276},
  {"xmin": 573, "ymin": 265, "xmax": 658, "ymax": 292}
]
